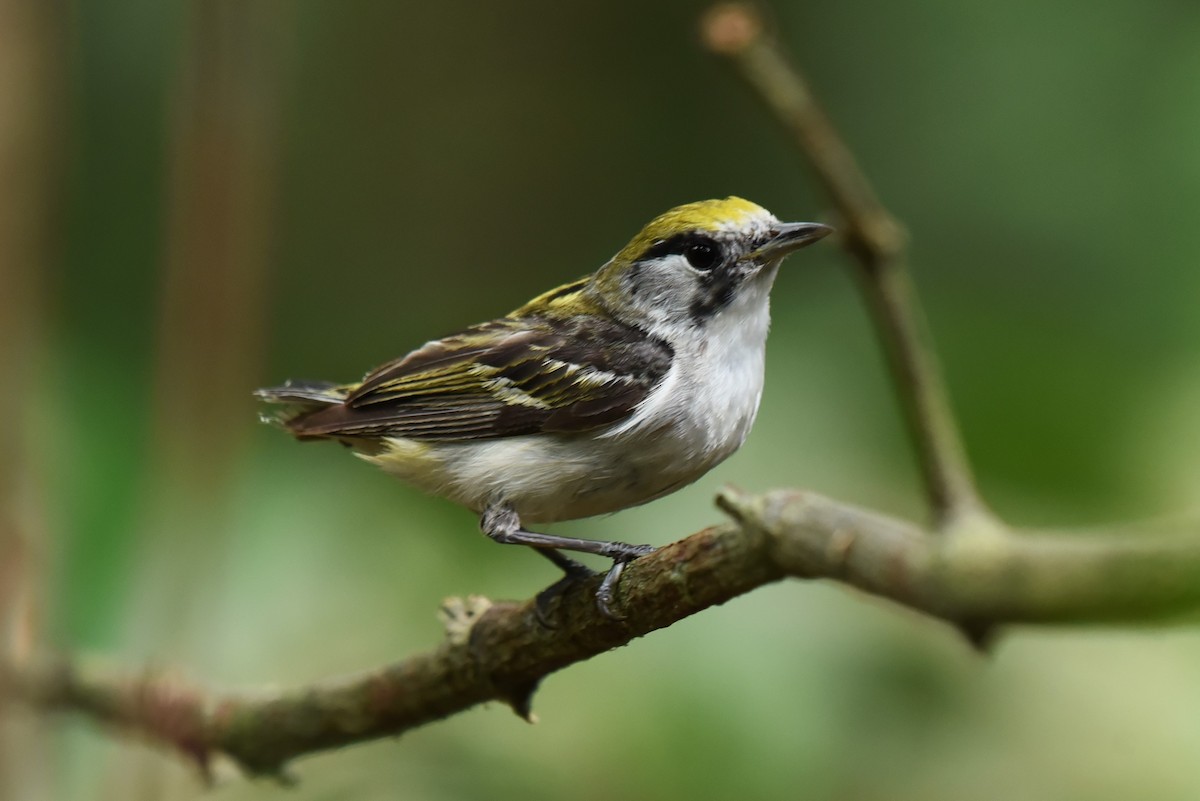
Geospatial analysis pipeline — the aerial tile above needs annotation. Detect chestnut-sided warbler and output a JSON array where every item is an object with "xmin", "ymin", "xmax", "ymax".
[{"xmin": 257, "ymin": 197, "xmax": 831, "ymax": 615}]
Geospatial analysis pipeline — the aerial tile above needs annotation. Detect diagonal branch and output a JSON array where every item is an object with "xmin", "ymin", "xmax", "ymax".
[
  {"xmin": 701, "ymin": 4, "xmax": 983, "ymax": 523},
  {"xmin": 5, "ymin": 491, "xmax": 1200, "ymax": 779}
]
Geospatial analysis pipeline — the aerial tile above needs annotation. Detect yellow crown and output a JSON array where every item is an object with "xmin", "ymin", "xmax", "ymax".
[{"xmin": 613, "ymin": 196, "xmax": 771, "ymax": 265}]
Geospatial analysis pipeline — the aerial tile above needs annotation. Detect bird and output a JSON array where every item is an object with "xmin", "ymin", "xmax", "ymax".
[{"xmin": 256, "ymin": 197, "xmax": 832, "ymax": 617}]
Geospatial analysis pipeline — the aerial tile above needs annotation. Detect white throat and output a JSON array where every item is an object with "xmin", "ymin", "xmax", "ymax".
[{"xmin": 608, "ymin": 267, "xmax": 776, "ymax": 463}]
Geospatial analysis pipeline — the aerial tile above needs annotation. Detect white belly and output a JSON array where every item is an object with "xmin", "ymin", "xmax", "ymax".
[{"xmin": 366, "ymin": 290, "xmax": 772, "ymax": 523}]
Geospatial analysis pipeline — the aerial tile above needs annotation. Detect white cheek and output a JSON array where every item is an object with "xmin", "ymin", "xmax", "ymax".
[{"xmin": 626, "ymin": 255, "xmax": 700, "ymax": 327}]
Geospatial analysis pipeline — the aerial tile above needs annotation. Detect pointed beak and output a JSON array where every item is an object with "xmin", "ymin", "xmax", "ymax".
[{"xmin": 743, "ymin": 221, "xmax": 834, "ymax": 262}]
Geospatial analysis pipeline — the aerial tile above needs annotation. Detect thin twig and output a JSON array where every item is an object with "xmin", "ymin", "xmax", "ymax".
[{"xmin": 701, "ymin": 3, "xmax": 983, "ymax": 524}]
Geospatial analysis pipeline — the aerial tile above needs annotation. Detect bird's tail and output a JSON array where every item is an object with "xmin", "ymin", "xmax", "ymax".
[{"xmin": 254, "ymin": 379, "xmax": 350, "ymax": 435}]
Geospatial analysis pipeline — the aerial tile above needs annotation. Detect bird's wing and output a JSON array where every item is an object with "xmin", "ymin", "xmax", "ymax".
[{"xmin": 282, "ymin": 316, "xmax": 673, "ymax": 441}]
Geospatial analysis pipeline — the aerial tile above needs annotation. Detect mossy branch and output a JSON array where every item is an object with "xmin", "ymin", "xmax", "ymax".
[{"xmin": 6, "ymin": 491, "xmax": 1200, "ymax": 780}]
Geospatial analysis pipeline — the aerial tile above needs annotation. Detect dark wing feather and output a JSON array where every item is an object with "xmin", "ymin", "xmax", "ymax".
[{"xmin": 281, "ymin": 316, "xmax": 673, "ymax": 442}]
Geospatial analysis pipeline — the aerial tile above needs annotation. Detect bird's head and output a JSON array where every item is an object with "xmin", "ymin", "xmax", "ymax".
[{"xmin": 589, "ymin": 197, "xmax": 831, "ymax": 331}]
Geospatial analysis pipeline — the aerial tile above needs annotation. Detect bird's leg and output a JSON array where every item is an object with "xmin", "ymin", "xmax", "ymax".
[
  {"xmin": 480, "ymin": 501, "xmax": 655, "ymax": 619},
  {"xmin": 529, "ymin": 549, "xmax": 594, "ymax": 627},
  {"xmin": 534, "ymin": 547, "xmax": 594, "ymax": 579},
  {"xmin": 480, "ymin": 502, "xmax": 655, "ymax": 562}
]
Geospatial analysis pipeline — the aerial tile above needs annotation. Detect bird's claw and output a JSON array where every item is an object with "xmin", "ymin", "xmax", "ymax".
[
  {"xmin": 595, "ymin": 545, "xmax": 655, "ymax": 619},
  {"xmin": 531, "ymin": 543, "xmax": 655, "ymax": 625},
  {"xmin": 533, "ymin": 562, "xmax": 596, "ymax": 627}
]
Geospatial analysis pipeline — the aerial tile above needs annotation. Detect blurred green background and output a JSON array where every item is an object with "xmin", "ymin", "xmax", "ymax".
[{"xmin": 3, "ymin": 0, "xmax": 1200, "ymax": 799}]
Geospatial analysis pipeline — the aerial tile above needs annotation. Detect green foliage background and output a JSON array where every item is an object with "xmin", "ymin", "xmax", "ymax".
[{"xmin": 14, "ymin": 1, "xmax": 1200, "ymax": 798}]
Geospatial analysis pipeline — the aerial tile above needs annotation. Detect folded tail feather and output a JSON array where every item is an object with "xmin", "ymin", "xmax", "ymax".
[{"xmin": 254, "ymin": 379, "xmax": 350, "ymax": 435}]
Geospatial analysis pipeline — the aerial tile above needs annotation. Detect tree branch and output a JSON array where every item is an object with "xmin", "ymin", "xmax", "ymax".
[
  {"xmin": 701, "ymin": 3, "xmax": 983, "ymax": 523},
  {"xmin": 5, "ymin": 490, "xmax": 1200, "ymax": 779}
]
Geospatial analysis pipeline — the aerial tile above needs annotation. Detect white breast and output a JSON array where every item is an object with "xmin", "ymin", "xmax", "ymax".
[
  {"xmin": 368, "ymin": 279, "xmax": 775, "ymax": 524},
  {"xmin": 608, "ymin": 277, "xmax": 772, "ymax": 466}
]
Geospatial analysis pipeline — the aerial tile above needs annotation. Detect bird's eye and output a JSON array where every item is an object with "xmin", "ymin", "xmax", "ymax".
[{"xmin": 684, "ymin": 240, "xmax": 721, "ymax": 271}]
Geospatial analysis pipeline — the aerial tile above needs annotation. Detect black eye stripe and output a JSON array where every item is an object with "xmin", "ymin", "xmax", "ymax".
[
  {"xmin": 639, "ymin": 233, "xmax": 724, "ymax": 270},
  {"xmin": 635, "ymin": 231, "xmax": 742, "ymax": 323}
]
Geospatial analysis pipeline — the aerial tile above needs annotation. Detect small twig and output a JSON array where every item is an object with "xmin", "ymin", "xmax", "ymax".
[{"xmin": 701, "ymin": 3, "xmax": 983, "ymax": 524}]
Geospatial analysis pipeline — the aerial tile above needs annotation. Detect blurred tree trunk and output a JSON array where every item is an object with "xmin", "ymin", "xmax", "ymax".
[
  {"xmin": 113, "ymin": 2, "xmax": 293, "ymax": 797},
  {"xmin": 0, "ymin": 0, "xmax": 63, "ymax": 798}
]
